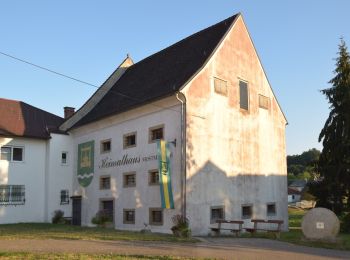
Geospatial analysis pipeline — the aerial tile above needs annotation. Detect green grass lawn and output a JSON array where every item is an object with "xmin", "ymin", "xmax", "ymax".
[{"xmin": 0, "ymin": 223, "xmax": 196, "ymax": 243}]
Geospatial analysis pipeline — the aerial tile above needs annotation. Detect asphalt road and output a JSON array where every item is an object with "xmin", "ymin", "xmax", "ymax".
[{"xmin": 0, "ymin": 237, "xmax": 349, "ymax": 259}]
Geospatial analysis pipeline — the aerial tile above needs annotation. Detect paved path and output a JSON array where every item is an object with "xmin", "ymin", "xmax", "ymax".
[{"xmin": 0, "ymin": 237, "xmax": 349, "ymax": 259}]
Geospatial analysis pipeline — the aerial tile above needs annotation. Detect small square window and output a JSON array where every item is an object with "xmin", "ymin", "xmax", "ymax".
[
  {"xmin": 0, "ymin": 146, "xmax": 11, "ymax": 161},
  {"xmin": 239, "ymin": 80, "xmax": 249, "ymax": 110},
  {"xmin": 210, "ymin": 206, "xmax": 224, "ymax": 223},
  {"xmin": 100, "ymin": 139, "xmax": 111, "ymax": 153},
  {"xmin": 149, "ymin": 125, "xmax": 164, "ymax": 143},
  {"xmin": 259, "ymin": 94, "xmax": 269, "ymax": 110},
  {"xmin": 267, "ymin": 203, "xmax": 276, "ymax": 216},
  {"xmin": 123, "ymin": 209, "xmax": 135, "ymax": 224},
  {"xmin": 123, "ymin": 132, "xmax": 136, "ymax": 149},
  {"xmin": 149, "ymin": 208, "xmax": 163, "ymax": 225},
  {"xmin": 148, "ymin": 170, "xmax": 159, "ymax": 185},
  {"xmin": 123, "ymin": 172, "xmax": 136, "ymax": 187},
  {"xmin": 60, "ymin": 190, "xmax": 69, "ymax": 205},
  {"xmin": 242, "ymin": 205, "xmax": 253, "ymax": 219},
  {"xmin": 100, "ymin": 176, "xmax": 111, "ymax": 190},
  {"xmin": 61, "ymin": 152, "xmax": 68, "ymax": 164},
  {"xmin": 214, "ymin": 77, "xmax": 228, "ymax": 96}
]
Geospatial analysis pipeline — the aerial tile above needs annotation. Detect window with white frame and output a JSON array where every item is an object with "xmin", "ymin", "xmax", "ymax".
[
  {"xmin": 61, "ymin": 152, "xmax": 68, "ymax": 165},
  {"xmin": 0, "ymin": 146, "xmax": 24, "ymax": 162},
  {"xmin": 60, "ymin": 190, "xmax": 69, "ymax": 205},
  {"xmin": 0, "ymin": 185, "xmax": 25, "ymax": 205}
]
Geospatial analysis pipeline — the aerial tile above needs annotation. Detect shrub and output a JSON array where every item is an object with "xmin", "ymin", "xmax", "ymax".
[
  {"xmin": 91, "ymin": 210, "xmax": 113, "ymax": 226},
  {"xmin": 171, "ymin": 214, "xmax": 191, "ymax": 238},
  {"xmin": 52, "ymin": 210, "xmax": 65, "ymax": 224},
  {"xmin": 340, "ymin": 212, "xmax": 350, "ymax": 233}
]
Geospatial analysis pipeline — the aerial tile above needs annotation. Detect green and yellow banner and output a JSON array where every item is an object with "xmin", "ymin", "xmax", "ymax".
[
  {"xmin": 157, "ymin": 140, "xmax": 174, "ymax": 209},
  {"xmin": 77, "ymin": 140, "xmax": 94, "ymax": 187}
]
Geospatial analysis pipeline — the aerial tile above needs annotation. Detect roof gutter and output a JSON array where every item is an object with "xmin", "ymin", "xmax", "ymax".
[{"xmin": 175, "ymin": 91, "xmax": 187, "ymax": 218}]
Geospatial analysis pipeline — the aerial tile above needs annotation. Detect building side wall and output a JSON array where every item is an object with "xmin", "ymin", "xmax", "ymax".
[
  {"xmin": 182, "ymin": 16, "xmax": 288, "ymax": 235},
  {"xmin": 0, "ymin": 137, "xmax": 46, "ymax": 223},
  {"xmin": 70, "ymin": 97, "xmax": 182, "ymax": 233},
  {"xmin": 46, "ymin": 134, "xmax": 74, "ymax": 222}
]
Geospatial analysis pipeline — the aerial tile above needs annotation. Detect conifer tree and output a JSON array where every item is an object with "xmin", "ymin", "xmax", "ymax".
[{"xmin": 316, "ymin": 39, "xmax": 350, "ymax": 215}]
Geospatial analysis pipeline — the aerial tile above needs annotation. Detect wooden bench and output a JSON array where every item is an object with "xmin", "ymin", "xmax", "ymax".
[
  {"xmin": 244, "ymin": 219, "xmax": 284, "ymax": 238},
  {"xmin": 210, "ymin": 220, "xmax": 244, "ymax": 237}
]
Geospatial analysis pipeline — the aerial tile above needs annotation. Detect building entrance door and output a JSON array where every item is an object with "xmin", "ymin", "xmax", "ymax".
[
  {"xmin": 71, "ymin": 196, "xmax": 82, "ymax": 226},
  {"xmin": 101, "ymin": 200, "xmax": 114, "ymax": 223}
]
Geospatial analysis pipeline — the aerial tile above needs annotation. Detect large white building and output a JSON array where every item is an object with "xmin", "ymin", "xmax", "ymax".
[{"xmin": 0, "ymin": 13, "xmax": 288, "ymax": 235}]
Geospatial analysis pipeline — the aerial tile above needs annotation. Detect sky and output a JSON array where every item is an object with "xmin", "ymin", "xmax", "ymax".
[{"xmin": 0, "ymin": 1, "xmax": 349, "ymax": 155}]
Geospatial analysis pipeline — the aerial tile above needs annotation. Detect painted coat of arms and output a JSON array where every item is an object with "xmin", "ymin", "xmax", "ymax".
[{"xmin": 77, "ymin": 141, "xmax": 94, "ymax": 187}]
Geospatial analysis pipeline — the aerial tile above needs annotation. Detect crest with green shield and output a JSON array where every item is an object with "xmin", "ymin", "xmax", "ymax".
[{"xmin": 77, "ymin": 140, "xmax": 94, "ymax": 187}]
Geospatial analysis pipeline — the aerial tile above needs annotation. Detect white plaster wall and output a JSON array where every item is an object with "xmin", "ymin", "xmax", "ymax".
[
  {"xmin": 182, "ymin": 16, "xmax": 288, "ymax": 235},
  {"xmin": 0, "ymin": 137, "xmax": 46, "ymax": 223},
  {"xmin": 70, "ymin": 96, "xmax": 182, "ymax": 233},
  {"xmin": 46, "ymin": 134, "xmax": 74, "ymax": 222}
]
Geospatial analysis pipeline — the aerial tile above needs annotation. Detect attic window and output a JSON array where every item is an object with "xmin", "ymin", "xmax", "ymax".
[
  {"xmin": 239, "ymin": 80, "xmax": 249, "ymax": 110},
  {"xmin": 259, "ymin": 95, "xmax": 269, "ymax": 110},
  {"xmin": 214, "ymin": 77, "xmax": 228, "ymax": 96}
]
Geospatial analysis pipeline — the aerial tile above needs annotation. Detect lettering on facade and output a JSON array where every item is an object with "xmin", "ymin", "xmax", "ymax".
[{"xmin": 99, "ymin": 154, "xmax": 158, "ymax": 169}]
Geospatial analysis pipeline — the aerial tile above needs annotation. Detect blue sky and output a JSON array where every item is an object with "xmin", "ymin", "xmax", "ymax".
[{"xmin": 0, "ymin": 1, "xmax": 349, "ymax": 155}]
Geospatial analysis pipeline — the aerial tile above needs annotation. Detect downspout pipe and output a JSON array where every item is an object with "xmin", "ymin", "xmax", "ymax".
[{"xmin": 175, "ymin": 92, "xmax": 187, "ymax": 217}]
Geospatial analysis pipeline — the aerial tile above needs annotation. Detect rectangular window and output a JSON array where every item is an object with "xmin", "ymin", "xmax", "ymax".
[
  {"xmin": 267, "ymin": 203, "xmax": 276, "ymax": 216},
  {"xmin": 214, "ymin": 77, "xmax": 228, "ymax": 96},
  {"xmin": 60, "ymin": 190, "xmax": 69, "ymax": 205},
  {"xmin": 149, "ymin": 208, "xmax": 163, "ymax": 225},
  {"xmin": 100, "ymin": 139, "xmax": 111, "ymax": 153},
  {"xmin": 1, "ymin": 146, "xmax": 24, "ymax": 162},
  {"xmin": 242, "ymin": 205, "xmax": 253, "ymax": 219},
  {"xmin": 259, "ymin": 94, "xmax": 269, "ymax": 110},
  {"xmin": 210, "ymin": 206, "xmax": 224, "ymax": 223},
  {"xmin": 148, "ymin": 169, "xmax": 160, "ymax": 185},
  {"xmin": 123, "ymin": 132, "xmax": 137, "ymax": 149},
  {"xmin": 123, "ymin": 209, "xmax": 135, "ymax": 224},
  {"xmin": 0, "ymin": 146, "xmax": 11, "ymax": 161},
  {"xmin": 100, "ymin": 176, "xmax": 111, "ymax": 190},
  {"xmin": 149, "ymin": 125, "xmax": 164, "ymax": 143},
  {"xmin": 123, "ymin": 172, "xmax": 136, "ymax": 187},
  {"xmin": 0, "ymin": 185, "xmax": 25, "ymax": 205},
  {"xmin": 61, "ymin": 152, "xmax": 68, "ymax": 164},
  {"xmin": 239, "ymin": 80, "xmax": 249, "ymax": 110}
]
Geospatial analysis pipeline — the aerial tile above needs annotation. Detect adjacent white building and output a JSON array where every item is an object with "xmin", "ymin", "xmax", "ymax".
[
  {"xmin": 0, "ymin": 98, "xmax": 73, "ymax": 223},
  {"xmin": 1, "ymin": 13, "xmax": 288, "ymax": 235}
]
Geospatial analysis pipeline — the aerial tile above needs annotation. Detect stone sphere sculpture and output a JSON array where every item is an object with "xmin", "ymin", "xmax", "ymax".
[{"xmin": 301, "ymin": 207, "xmax": 340, "ymax": 240}]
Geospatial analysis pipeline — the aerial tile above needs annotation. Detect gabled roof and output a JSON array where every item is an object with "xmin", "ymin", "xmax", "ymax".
[
  {"xmin": 289, "ymin": 179, "xmax": 307, "ymax": 188},
  {"xmin": 288, "ymin": 187, "xmax": 302, "ymax": 195},
  {"xmin": 71, "ymin": 14, "xmax": 239, "ymax": 128},
  {"xmin": 0, "ymin": 98, "xmax": 64, "ymax": 139}
]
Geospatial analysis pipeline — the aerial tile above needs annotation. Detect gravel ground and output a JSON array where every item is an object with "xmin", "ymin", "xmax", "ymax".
[{"xmin": 0, "ymin": 237, "xmax": 349, "ymax": 260}]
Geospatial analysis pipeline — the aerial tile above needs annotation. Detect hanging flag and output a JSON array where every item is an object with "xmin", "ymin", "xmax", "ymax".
[
  {"xmin": 77, "ymin": 140, "xmax": 95, "ymax": 187},
  {"xmin": 157, "ymin": 140, "xmax": 174, "ymax": 209}
]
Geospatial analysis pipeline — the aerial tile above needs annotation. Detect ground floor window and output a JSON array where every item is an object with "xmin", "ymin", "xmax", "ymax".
[
  {"xmin": 123, "ymin": 209, "xmax": 135, "ymax": 224},
  {"xmin": 242, "ymin": 204, "xmax": 253, "ymax": 219},
  {"xmin": 210, "ymin": 206, "xmax": 224, "ymax": 223},
  {"xmin": 60, "ymin": 190, "xmax": 69, "ymax": 205},
  {"xmin": 0, "ymin": 185, "xmax": 25, "ymax": 205},
  {"xmin": 267, "ymin": 203, "xmax": 276, "ymax": 216},
  {"xmin": 149, "ymin": 208, "xmax": 163, "ymax": 225}
]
